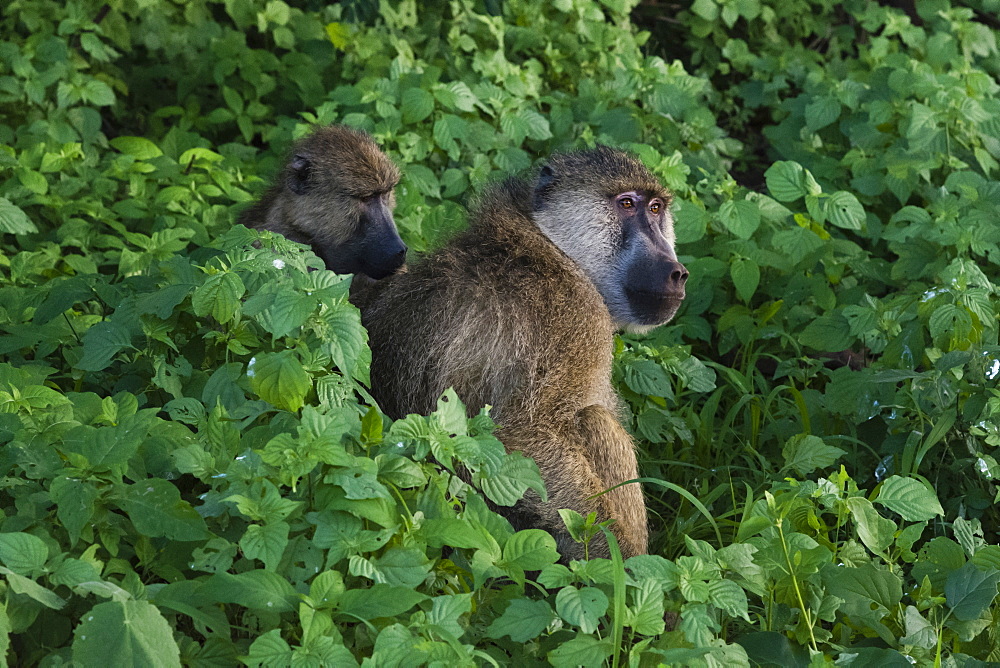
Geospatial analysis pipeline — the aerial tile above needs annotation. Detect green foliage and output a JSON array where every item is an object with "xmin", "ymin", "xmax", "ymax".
[{"xmin": 2, "ymin": 0, "xmax": 1000, "ymax": 664}]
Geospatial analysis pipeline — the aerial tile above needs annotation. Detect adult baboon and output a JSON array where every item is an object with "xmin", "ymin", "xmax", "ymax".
[
  {"xmin": 239, "ymin": 125, "xmax": 407, "ymax": 281},
  {"xmin": 361, "ymin": 146, "xmax": 688, "ymax": 560}
]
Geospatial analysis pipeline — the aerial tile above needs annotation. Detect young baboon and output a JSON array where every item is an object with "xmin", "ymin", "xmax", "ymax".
[
  {"xmin": 361, "ymin": 146, "xmax": 688, "ymax": 560},
  {"xmin": 239, "ymin": 125, "xmax": 407, "ymax": 281}
]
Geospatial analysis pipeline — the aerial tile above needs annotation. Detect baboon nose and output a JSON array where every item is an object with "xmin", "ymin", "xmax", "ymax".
[
  {"xmin": 666, "ymin": 261, "xmax": 688, "ymax": 289},
  {"xmin": 391, "ymin": 244, "xmax": 407, "ymax": 268}
]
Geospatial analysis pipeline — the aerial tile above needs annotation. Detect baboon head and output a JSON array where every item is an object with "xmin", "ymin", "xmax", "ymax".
[
  {"xmin": 531, "ymin": 145, "xmax": 688, "ymax": 333},
  {"xmin": 282, "ymin": 126, "xmax": 406, "ymax": 279}
]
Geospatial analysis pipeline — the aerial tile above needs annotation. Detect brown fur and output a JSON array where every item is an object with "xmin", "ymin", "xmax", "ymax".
[
  {"xmin": 239, "ymin": 125, "xmax": 406, "ymax": 281},
  {"xmin": 361, "ymin": 147, "xmax": 686, "ymax": 560}
]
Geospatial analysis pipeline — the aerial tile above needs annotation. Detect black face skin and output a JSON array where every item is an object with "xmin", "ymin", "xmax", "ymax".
[
  {"xmin": 313, "ymin": 192, "xmax": 407, "ymax": 280},
  {"xmin": 614, "ymin": 190, "xmax": 688, "ymax": 326}
]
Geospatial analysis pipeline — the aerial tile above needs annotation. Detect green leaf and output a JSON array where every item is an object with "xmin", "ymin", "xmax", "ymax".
[
  {"xmin": 244, "ymin": 629, "xmax": 292, "ymax": 668},
  {"xmin": 718, "ymin": 199, "xmax": 761, "ymax": 239},
  {"xmin": 799, "ymin": 312, "xmax": 852, "ymax": 351},
  {"xmin": 401, "ymin": 87, "xmax": 434, "ymax": 124},
  {"xmin": 320, "ymin": 302, "xmax": 367, "ymax": 376},
  {"xmin": 0, "ymin": 198, "xmax": 37, "ymax": 235},
  {"xmin": 0, "ymin": 532, "xmax": 48, "ymax": 574},
  {"xmin": 765, "ymin": 161, "xmax": 819, "ymax": 202},
  {"xmin": 502, "ymin": 530, "xmax": 559, "ymax": 571},
  {"xmin": 486, "ymin": 599, "xmax": 553, "ymax": 642},
  {"xmin": 622, "ymin": 359, "xmax": 674, "ymax": 398},
  {"xmin": 72, "ymin": 600, "xmax": 180, "ymax": 667},
  {"xmin": 945, "ymin": 562, "xmax": 1000, "ymax": 621},
  {"xmin": 730, "ymin": 257, "xmax": 759, "ymax": 303},
  {"xmin": 192, "ymin": 271, "xmax": 245, "ymax": 325},
  {"xmin": 707, "ymin": 578, "xmax": 750, "ymax": 621},
  {"xmin": 335, "ymin": 583, "xmax": 428, "ymax": 621},
  {"xmin": 76, "ymin": 320, "xmax": 134, "ymax": 371},
  {"xmin": 81, "ymin": 79, "xmax": 115, "ymax": 106},
  {"xmin": 249, "ymin": 351, "xmax": 311, "ymax": 413},
  {"xmin": 875, "ymin": 476, "xmax": 944, "ymax": 521},
  {"xmin": 200, "ymin": 570, "xmax": 298, "ymax": 613},
  {"xmin": 109, "ymin": 136, "xmax": 163, "ymax": 160},
  {"xmin": 845, "ymin": 497, "xmax": 896, "ymax": 555},
  {"xmin": 805, "ymin": 97, "xmax": 840, "ymax": 132},
  {"xmin": 824, "ymin": 191, "xmax": 865, "ymax": 230},
  {"xmin": 556, "ymin": 586, "xmax": 609, "ymax": 634},
  {"xmin": 404, "ymin": 164, "xmax": 441, "ymax": 198},
  {"xmin": 547, "ymin": 635, "xmax": 614, "ymax": 668},
  {"xmin": 118, "ymin": 479, "xmax": 210, "ymax": 541},
  {"xmin": 1, "ymin": 568, "xmax": 66, "ymax": 609},
  {"xmin": 240, "ymin": 522, "xmax": 289, "ymax": 571},
  {"xmin": 781, "ymin": 434, "xmax": 845, "ymax": 477},
  {"xmin": 427, "ymin": 593, "xmax": 472, "ymax": 638}
]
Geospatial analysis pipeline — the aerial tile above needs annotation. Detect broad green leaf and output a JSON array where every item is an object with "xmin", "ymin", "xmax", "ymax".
[
  {"xmin": 72, "ymin": 600, "xmax": 180, "ymax": 667},
  {"xmin": 900, "ymin": 605, "xmax": 937, "ymax": 649},
  {"xmin": 945, "ymin": 561, "xmax": 1000, "ymax": 621},
  {"xmin": 320, "ymin": 303, "xmax": 366, "ymax": 376},
  {"xmin": 1, "ymin": 568, "xmax": 66, "ymax": 609},
  {"xmin": 401, "ymin": 87, "xmax": 434, "ymax": 124},
  {"xmin": 244, "ymin": 629, "xmax": 292, "ymax": 668},
  {"xmin": 765, "ymin": 161, "xmax": 817, "ymax": 202},
  {"xmin": 109, "ymin": 136, "xmax": 162, "ymax": 160},
  {"xmin": 50, "ymin": 476, "xmax": 99, "ymax": 546},
  {"xmin": 335, "ymin": 583, "xmax": 428, "ymax": 620},
  {"xmin": 707, "ymin": 578, "xmax": 750, "ymax": 621},
  {"xmin": 781, "ymin": 434, "xmax": 845, "ymax": 477},
  {"xmin": 805, "ymin": 97, "xmax": 840, "ymax": 132},
  {"xmin": 369, "ymin": 547, "xmax": 432, "ymax": 587},
  {"xmin": 824, "ymin": 191, "xmax": 865, "ymax": 229},
  {"xmin": 0, "ymin": 532, "xmax": 47, "ymax": 574},
  {"xmin": 547, "ymin": 635, "xmax": 614, "ymax": 668},
  {"xmin": 240, "ymin": 522, "xmax": 289, "ymax": 571},
  {"xmin": 0, "ymin": 198, "xmax": 37, "ymax": 235},
  {"xmin": 555, "ymin": 586, "xmax": 608, "ymax": 634},
  {"xmin": 200, "ymin": 570, "xmax": 298, "ymax": 613},
  {"xmin": 118, "ymin": 479, "xmax": 210, "ymax": 541},
  {"xmin": 76, "ymin": 320, "xmax": 134, "ymax": 371},
  {"xmin": 502, "ymin": 530, "xmax": 559, "ymax": 571},
  {"xmin": 192, "ymin": 271, "xmax": 245, "ymax": 325},
  {"xmin": 486, "ymin": 599, "xmax": 553, "ymax": 642},
  {"xmin": 845, "ymin": 497, "xmax": 896, "ymax": 555},
  {"xmin": 719, "ymin": 199, "xmax": 761, "ymax": 239},
  {"xmin": 627, "ymin": 580, "xmax": 666, "ymax": 635},
  {"xmin": 249, "ymin": 351, "xmax": 311, "ymax": 413},
  {"xmin": 730, "ymin": 257, "xmax": 759, "ymax": 303},
  {"xmin": 875, "ymin": 476, "xmax": 944, "ymax": 521},
  {"xmin": 622, "ymin": 359, "xmax": 674, "ymax": 398},
  {"xmin": 427, "ymin": 593, "xmax": 472, "ymax": 638},
  {"xmin": 799, "ymin": 312, "xmax": 852, "ymax": 351}
]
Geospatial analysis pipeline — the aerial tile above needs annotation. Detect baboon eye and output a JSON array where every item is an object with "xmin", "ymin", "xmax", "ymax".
[
  {"xmin": 650, "ymin": 200, "xmax": 661, "ymax": 214},
  {"xmin": 619, "ymin": 197, "xmax": 634, "ymax": 209}
]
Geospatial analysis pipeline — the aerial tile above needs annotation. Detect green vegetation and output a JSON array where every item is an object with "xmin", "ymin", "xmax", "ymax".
[{"xmin": 2, "ymin": 0, "xmax": 1000, "ymax": 664}]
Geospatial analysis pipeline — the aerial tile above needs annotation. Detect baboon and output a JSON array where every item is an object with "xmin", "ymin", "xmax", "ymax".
[
  {"xmin": 360, "ymin": 146, "xmax": 688, "ymax": 560},
  {"xmin": 238, "ymin": 125, "xmax": 407, "ymax": 281}
]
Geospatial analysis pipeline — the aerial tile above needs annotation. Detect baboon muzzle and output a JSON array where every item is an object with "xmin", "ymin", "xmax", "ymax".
[{"xmin": 624, "ymin": 259, "xmax": 688, "ymax": 325}]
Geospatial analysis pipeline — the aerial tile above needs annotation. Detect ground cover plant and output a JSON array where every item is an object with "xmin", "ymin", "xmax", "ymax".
[{"xmin": 1, "ymin": 0, "xmax": 999, "ymax": 664}]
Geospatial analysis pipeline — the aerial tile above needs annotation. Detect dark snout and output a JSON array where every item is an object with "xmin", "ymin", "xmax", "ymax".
[
  {"xmin": 361, "ymin": 226, "xmax": 407, "ymax": 280},
  {"xmin": 624, "ymin": 257, "xmax": 689, "ymax": 326},
  {"xmin": 357, "ymin": 200, "xmax": 407, "ymax": 280}
]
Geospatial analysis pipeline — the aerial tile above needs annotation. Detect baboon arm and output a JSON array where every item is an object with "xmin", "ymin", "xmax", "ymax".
[
  {"xmin": 501, "ymin": 407, "xmax": 648, "ymax": 560},
  {"xmin": 576, "ymin": 405, "xmax": 648, "ymax": 558}
]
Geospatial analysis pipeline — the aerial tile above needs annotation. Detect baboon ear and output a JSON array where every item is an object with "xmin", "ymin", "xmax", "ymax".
[
  {"xmin": 538, "ymin": 164, "xmax": 555, "ymax": 188},
  {"xmin": 533, "ymin": 164, "xmax": 556, "ymax": 210},
  {"xmin": 287, "ymin": 154, "xmax": 311, "ymax": 195}
]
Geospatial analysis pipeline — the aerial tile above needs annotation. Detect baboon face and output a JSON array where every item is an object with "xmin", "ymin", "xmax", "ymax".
[
  {"xmin": 285, "ymin": 127, "xmax": 406, "ymax": 279},
  {"xmin": 532, "ymin": 146, "xmax": 688, "ymax": 333}
]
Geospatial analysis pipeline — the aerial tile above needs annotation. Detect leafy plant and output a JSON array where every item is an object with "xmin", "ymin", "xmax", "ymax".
[{"xmin": 1, "ymin": 0, "xmax": 1000, "ymax": 664}]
